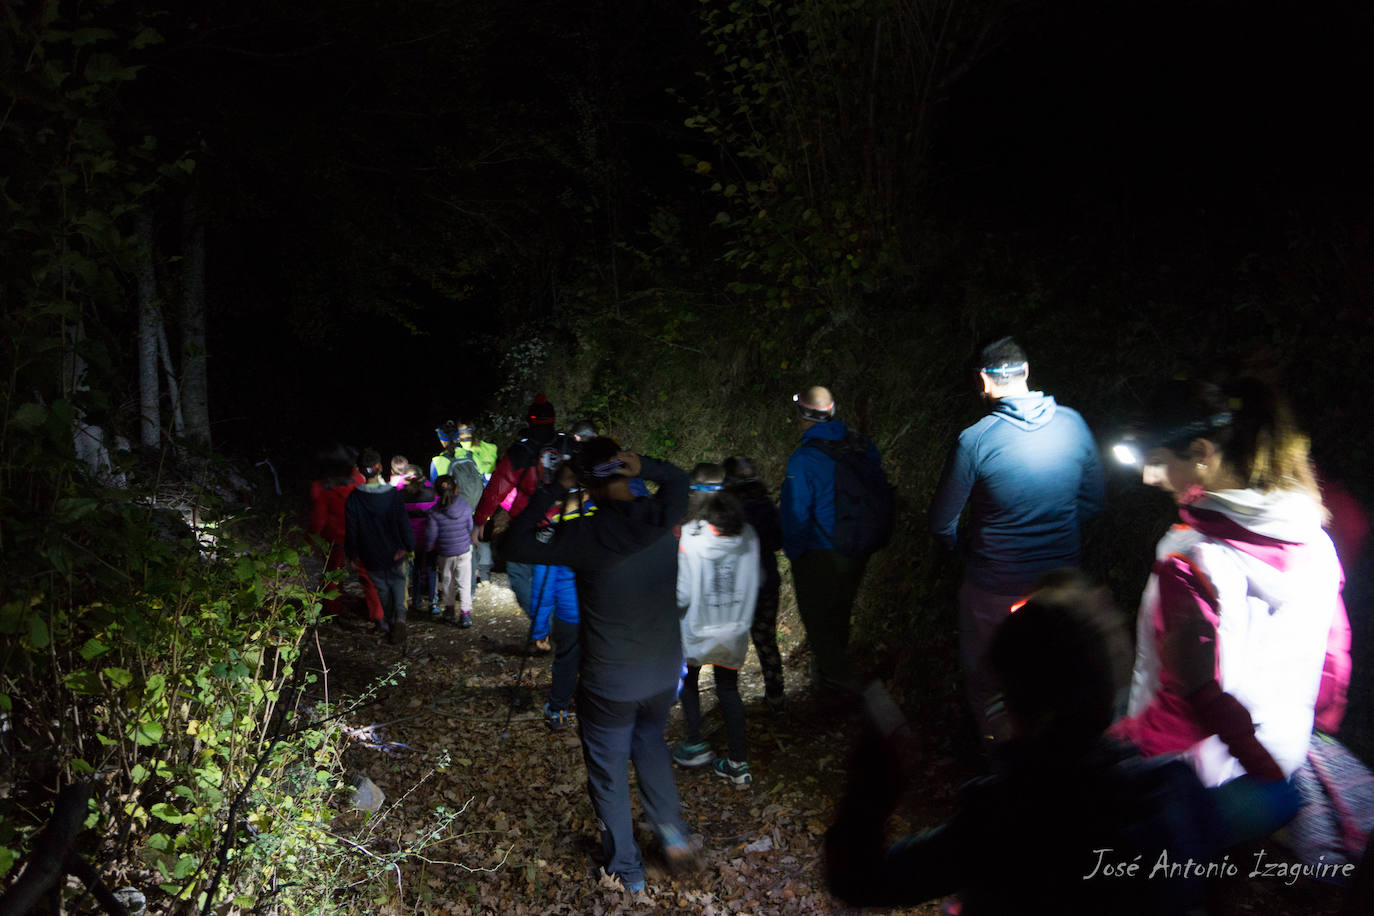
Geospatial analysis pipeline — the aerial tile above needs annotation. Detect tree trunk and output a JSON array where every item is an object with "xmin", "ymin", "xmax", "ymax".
[
  {"xmin": 136, "ymin": 209, "xmax": 161, "ymax": 450},
  {"xmin": 66, "ymin": 321, "xmax": 117, "ymax": 479},
  {"xmin": 156, "ymin": 315, "xmax": 186, "ymax": 440},
  {"xmin": 180, "ymin": 194, "xmax": 211, "ymax": 446}
]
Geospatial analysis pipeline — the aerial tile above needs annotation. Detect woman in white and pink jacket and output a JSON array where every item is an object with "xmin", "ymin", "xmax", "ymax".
[{"xmin": 1112, "ymin": 378, "xmax": 1350, "ymax": 787}]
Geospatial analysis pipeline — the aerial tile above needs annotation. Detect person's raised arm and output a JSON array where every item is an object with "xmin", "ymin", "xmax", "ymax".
[{"xmin": 635, "ymin": 454, "xmax": 688, "ymax": 527}]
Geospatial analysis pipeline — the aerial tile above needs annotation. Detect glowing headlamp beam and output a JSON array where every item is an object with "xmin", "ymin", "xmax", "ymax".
[{"xmin": 1112, "ymin": 443, "xmax": 1140, "ymax": 466}]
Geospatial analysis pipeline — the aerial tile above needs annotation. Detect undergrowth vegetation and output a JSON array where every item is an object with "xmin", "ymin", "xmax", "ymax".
[{"xmin": 0, "ymin": 422, "xmax": 438, "ymax": 912}]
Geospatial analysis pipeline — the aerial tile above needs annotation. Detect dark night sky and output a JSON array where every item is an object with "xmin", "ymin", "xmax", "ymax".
[{"xmin": 196, "ymin": 1, "xmax": 1373, "ymax": 470}]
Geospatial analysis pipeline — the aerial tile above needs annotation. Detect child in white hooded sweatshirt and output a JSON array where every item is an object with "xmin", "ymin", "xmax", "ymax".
[{"xmin": 673, "ymin": 463, "xmax": 761, "ymax": 785}]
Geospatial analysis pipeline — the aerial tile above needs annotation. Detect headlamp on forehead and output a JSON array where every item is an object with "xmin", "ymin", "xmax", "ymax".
[
  {"xmin": 793, "ymin": 392, "xmax": 835, "ymax": 423},
  {"xmin": 981, "ymin": 361, "xmax": 1029, "ymax": 378},
  {"xmin": 1112, "ymin": 411, "xmax": 1235, "ymax": 468}
]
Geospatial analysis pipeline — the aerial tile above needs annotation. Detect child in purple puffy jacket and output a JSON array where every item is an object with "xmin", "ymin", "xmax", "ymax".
[{"xmin": 426, "ymin": 475, "xmax": 475, "ymax": 627}]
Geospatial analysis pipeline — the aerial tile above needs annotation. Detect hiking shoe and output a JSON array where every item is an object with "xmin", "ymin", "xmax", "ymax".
[
  {"xmin": 459, "ymin": 610, "xmax": 472, "ymax": 628},
  {"xmin": 765, "ymin": 693, "xmax": 786, "ymax": 715},
  {"xmin": 371, "ymin": 620, "xmax": 390, "ymax": 636},
  {"xmin": 712, "ymin": 758, "xmax": 752, "ymax": 785},
  {"xmin": 440, "ymin": 607, "xmax": 456, "ymax": 623},
  {"xmin": 389, "ymin": 620, "xmax": 408, "ymax": 647},
  {"xmin": 672, "ymin": 741, "xmax": 714, "ymax": 767},
  {"xmin": 543, "ymin": 703, "xmax": 571, "ymax": 732},
  {"xmin": 623, "ymin": 878, "xmax": 646, "ymax": 894},
  {"xmin": 660, "ymin": 824, "xmax": 702, "ymax": 873}
]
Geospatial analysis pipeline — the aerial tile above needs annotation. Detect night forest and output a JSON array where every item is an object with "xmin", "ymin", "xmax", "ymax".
[{"xmin": 3, "ymin": 0, "xmax": 1373, "ymax": 913}]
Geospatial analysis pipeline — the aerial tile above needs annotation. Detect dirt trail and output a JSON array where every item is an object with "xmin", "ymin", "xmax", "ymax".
[{"xmin": 310, "ymin": 574, "xmax": 1348, "ymax": 915}]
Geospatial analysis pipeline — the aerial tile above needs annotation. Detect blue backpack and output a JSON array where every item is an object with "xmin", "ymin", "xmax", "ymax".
[{"xmin": 805, "ymin": 432, "xmax": 893, "ymax": 557}]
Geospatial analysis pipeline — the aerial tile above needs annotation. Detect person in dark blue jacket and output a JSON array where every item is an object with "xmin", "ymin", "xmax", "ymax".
[
  {"xmin": 345, "ymin": 448, "xmax": 416, "ymax": 645},
  {"xmin": 779, "ymin": 386, "xmax": 888, "ymax": 695},
  {"xmin": 927, "ymin": 337, "xmax": 1105, "ymax": 742}
]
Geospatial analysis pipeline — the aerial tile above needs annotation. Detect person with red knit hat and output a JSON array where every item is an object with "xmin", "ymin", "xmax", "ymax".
[{"xmin": 472, "ymin": 394, "xmax": 574, "ymax": 616}]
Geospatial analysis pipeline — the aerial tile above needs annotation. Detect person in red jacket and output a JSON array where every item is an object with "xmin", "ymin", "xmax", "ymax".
[
  {"xmin": 471, "ymin": 394, "xmax": 573, "ymax": 615},
  {"xmin": 309, "ymin": 447, "xmax": 369, "ymax": 618}
]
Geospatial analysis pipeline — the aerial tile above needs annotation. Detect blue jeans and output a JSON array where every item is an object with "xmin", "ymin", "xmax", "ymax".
[
  {"xmin": 577, "ymin": 685, "xmax": 688, "ymax": 885},
  {"xmin": 371, "ymin": 564, "xmax": 408, "ymax": 628}
]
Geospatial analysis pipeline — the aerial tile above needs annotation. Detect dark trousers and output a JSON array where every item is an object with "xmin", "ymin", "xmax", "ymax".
[
  {"xmin": 680, "ymin": 665, "xmax": 748, "ymax": 762},
  {"xmin": 791, "ymin": 549, "xmax": 867, "ymax": 691},
  {"xmin": 411, "ymin": 549, "xmax": 436, "ymax": 608},
  {"xmin": 958, "ymin": 579, "xmax": 1024, "ymax": 742},
  {"xmin": 577, "ymin": 685, "xmax": 688, "ymax": 885},
  {"xmin": 749, "ymin": 572, "xmax": 784, "ymax": 700},
  {"xmin": 365, "ymin": 563, "xmax": 408, "ymax": 627},
  {"xmin": 549, "ymin": 616, "xmax": 580, "ymax": 712}
]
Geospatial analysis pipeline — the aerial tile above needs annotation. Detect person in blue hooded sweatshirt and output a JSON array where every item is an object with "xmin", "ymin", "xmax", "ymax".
[{"xmin": 928, "ymin": 337, "xmax": 1105, "ymax": 743}]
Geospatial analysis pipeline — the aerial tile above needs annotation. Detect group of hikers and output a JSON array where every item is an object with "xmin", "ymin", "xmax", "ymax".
[{"xmin": 307, "ymin": 335, "xmax": 1365, "ymax": 909}]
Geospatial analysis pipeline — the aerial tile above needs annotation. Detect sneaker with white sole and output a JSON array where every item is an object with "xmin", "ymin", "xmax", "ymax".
[
  {"xmin": 672, "ymin": 741, "xmax": 714, "ymax": 767},
  {"xmin": 712, "ymin": 757, "xmax": 751, "ymax": 785}
]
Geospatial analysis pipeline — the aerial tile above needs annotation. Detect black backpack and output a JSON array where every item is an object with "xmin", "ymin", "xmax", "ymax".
[
  {"xmin": 510, "ymin": 432, "xmax": 574, "ymax": 486},
  {"xmin": 804, "ymin": 431, "xmax": 894, "ymax": 557}
]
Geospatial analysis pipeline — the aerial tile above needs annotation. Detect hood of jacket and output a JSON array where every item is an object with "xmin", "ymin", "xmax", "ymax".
[
  {"xmin": 1180, "ymin": 487, "xmax": 1326, "ymax": 547},
  {"xmin": 800, "ymin": 418, "xmax": 850, "ymax": 444},
  {"xmin": 432, "ymin": 499, "xmax": 469, "ymax": 521},
  {"xmin": 990, "ymin": 392, "xmax": 1057, "ymax": 431},
  {"xmin": 681, "ymin": 519, "xmax": 753, "ymax": 560},
  {"xmin": 1177, "ymin": 485, "xmax": 1336, "ymax": 639},
  {"xmin": 352, "ymin": 483, "xmax": 400, "ymax": 519}
]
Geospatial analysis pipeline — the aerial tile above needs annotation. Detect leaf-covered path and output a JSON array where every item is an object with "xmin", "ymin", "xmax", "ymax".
[
  {"xmin": 309, "ymin": 575, "xmax": 1349, "ymax": 915},
  {"xmin": 311, "ymin": 575, "xmax": 907, "ymax": 914}
]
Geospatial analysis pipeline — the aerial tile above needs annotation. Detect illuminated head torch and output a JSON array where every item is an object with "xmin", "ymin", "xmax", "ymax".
[
  {"xmin": 1111, "ymin": 410, "xmax": 1234, "ymax": 468},
  {"xmin": 981, "ymin": 361, "xmax": 1028, "ymax": 378},
  {"xmin": 1112, "ymin": 437, "xmax": 1145, "ymax": 467},
  {"xmin": 793, "ymin": 392, "xmax": 835, "ymax": 423}
]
